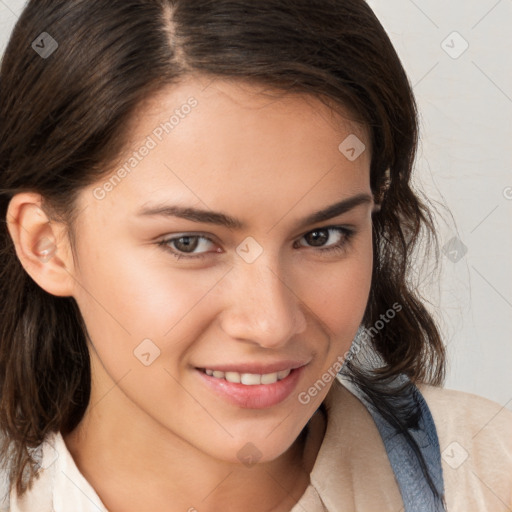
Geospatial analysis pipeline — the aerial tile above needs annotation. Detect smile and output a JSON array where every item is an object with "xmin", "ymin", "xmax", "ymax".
[
  {"xmin": 196, "ymin": 365, "xmax": 307, "ymax": 409},
  {"xmin": 201, "ymin": 368, "xmax": 292, "ymax": 385}
]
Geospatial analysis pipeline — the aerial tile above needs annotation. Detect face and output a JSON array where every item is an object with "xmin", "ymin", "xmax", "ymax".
[{"xmin": 69, "ymin": 77, "xmax": 375, "ymax": 464}]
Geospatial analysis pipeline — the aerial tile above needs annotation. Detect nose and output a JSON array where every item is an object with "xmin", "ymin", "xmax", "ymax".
[{"xmin": 219, "ymin": 257, "xmax": 307, "ymax": 349}]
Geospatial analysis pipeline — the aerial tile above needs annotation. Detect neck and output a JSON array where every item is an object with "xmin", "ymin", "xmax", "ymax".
[{"xmin": 63, "ymin": 389, "xmax": 326, "ymax": 512}]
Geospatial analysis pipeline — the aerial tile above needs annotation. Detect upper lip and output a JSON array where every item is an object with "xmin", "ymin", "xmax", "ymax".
[{"xmin": 196, "ymin": 360, "xmax": 309, "ymax": 375}]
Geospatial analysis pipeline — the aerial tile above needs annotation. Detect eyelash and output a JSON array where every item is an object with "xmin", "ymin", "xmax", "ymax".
[{"xmin": 156, "ymin": 226, "xmax": 356, "ymax": 261}]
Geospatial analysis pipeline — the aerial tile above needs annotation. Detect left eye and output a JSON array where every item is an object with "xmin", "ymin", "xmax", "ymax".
[
  {"xmin": 296, "ymin": 227, "xmax": 350, "ymax": 249},
  {"xmin": 157, "ymin": 226, "xmax": 355, "ymax": 260},
  {"xmin": 157, "ymin": 235, "xmax": 216, "ymax": 258}
]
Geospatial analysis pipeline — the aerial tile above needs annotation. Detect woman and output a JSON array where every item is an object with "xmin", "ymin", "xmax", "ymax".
[{"xmin": 0, "ymin": 1, "xmax": 510, "ymax": 511}]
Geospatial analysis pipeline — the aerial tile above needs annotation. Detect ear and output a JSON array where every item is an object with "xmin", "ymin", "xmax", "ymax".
[{"xmin": 6, "ymin": 192, "xmax": 76, "ymax": 297}]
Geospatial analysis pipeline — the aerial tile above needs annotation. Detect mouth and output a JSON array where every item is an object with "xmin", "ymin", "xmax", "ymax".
[
  {"xmin": 198, "ymin": 367, "xmax": 292, "ymax": 385},
  {"xmin": 195, "ymin": 364, "xmax": 307, "ymax": 409}
]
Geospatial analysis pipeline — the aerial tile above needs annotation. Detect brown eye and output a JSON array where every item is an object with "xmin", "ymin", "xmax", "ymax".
[
  {"xmin": 296, "ymin": 226, "xmax": 356, "ymax": 256},
  {"xmin": 173, "ymin": 236, "xmax": 200, "ymax": 253},
  {"xmin": 157, "ymin": 234, "xmax": 218, "ymax": 260},
  {"xmin": 304, "ymin": 229, "xmax": 329, "ymax": 247}
]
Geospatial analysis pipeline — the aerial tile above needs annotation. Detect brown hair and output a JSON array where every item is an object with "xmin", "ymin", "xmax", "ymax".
[{"xmin": 0, "ymin": 0, "xmax": 445, "ymax": 500}]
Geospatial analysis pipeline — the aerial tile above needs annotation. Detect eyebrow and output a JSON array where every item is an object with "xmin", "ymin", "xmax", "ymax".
[{"xmin": 136, "ymin": 193, "xmax": 374, "ymax": 230}]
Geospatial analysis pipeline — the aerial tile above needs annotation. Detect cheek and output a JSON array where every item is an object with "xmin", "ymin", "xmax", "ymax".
[
  {"xmin": 306, "ymin": 238, "xmax": 373, "ymax": 337},
  {"xmin": 71, "ymin": 240, "xmax": 226, "ymax": 372}
]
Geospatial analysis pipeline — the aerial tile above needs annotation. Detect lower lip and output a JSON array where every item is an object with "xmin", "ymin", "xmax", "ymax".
[{"xmin": 196, "ymin": 366, "xmax": 306, "ymax": 409}]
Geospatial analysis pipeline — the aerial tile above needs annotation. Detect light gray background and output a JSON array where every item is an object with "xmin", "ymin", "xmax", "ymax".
[{"xmin": 1, "ymin": 0, "xmax": 511, "ymax": 407}]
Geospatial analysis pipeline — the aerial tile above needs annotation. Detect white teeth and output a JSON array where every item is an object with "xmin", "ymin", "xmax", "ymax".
[
  {"xmin": 277, "ymin": 369, "xmax": 291, "ymax": 380},
  {"xmin": 261, "ymin": 372, "xmax": 278, "ymax": 384},
  {"xmin": 225, "ymin": 372, "xmax": 241, "ymax": 383},
  {"xmin": 203, "ymin": 368, "xmax": 292, "ymax": 385},
  {"xmin": 241, "ymin": 373, "xmax": 261, "ymax": 385}
]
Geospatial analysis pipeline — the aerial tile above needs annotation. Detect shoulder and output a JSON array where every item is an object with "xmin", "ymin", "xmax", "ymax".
[
  {"xmin": 0, "ymin": 468, "xmax": 9, "ymax": 512},
  {"xmin": 0, "ymin": 432, "xmax": 11, "ymax": 511},
  {"xmin": 0, "ymin": 433, "xmax": 54, "ymax": 512},
  {"xmin": 419, "ymin": 383, "xmax": 512, "ymax": 423},
  {"xmin": 418, "ymin": 384, "xmax": 512, "ymax": 510},
  {"xmin": 418, "ymin": 384, "xmax": 512, "ymax": 451}
]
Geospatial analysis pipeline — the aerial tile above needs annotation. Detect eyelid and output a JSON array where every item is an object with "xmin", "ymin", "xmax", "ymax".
[
  {"xmin": 156, "ymin": 224, "xmax": 357, "ymax": 260},
  {"xmin": 157, "ymin": 223, "xmax": 354, "ymax": 246},
  {"xmin": 157, "ymin": 232, "xmax": 218, "ymax": 249},
  {"xmin": 297, "ymin": 222, "xmax": 357, "ymax": 237}
]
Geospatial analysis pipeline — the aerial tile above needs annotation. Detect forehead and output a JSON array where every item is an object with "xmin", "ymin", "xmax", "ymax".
[
  {"xmin": 122, "ymin": 76, "xmax": 370, "ymax": 163},
  {"xmin": 80, "ymin": 76, "xmax": 371, "ymax": 224}
]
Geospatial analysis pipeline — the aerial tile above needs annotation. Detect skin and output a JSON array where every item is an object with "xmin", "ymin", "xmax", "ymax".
[{"xmin": 7, "ymin": 75, "xmax": 377, "ymax": 512}]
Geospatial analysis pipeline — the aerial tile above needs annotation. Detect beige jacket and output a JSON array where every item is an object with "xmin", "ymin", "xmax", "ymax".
[{"xmin": 4, "ymin": 376, "xmax": 512, "ymax": 511}]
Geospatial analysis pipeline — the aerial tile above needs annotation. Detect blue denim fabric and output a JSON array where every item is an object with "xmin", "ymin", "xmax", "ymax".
[{"xmin": 348, "ymin": 377, "xmax": 446, "ymax": 512}]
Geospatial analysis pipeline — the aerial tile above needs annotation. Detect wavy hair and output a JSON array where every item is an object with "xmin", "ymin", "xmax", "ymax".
[{"xmin": 0, "ymin": 0, "xmax": 446, "ymax": 500}]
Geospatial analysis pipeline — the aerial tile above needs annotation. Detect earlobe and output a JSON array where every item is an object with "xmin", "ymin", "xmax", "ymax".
[{"xmin": 6, "ymin": 193, "xmax": 76, "ymax": 297}]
